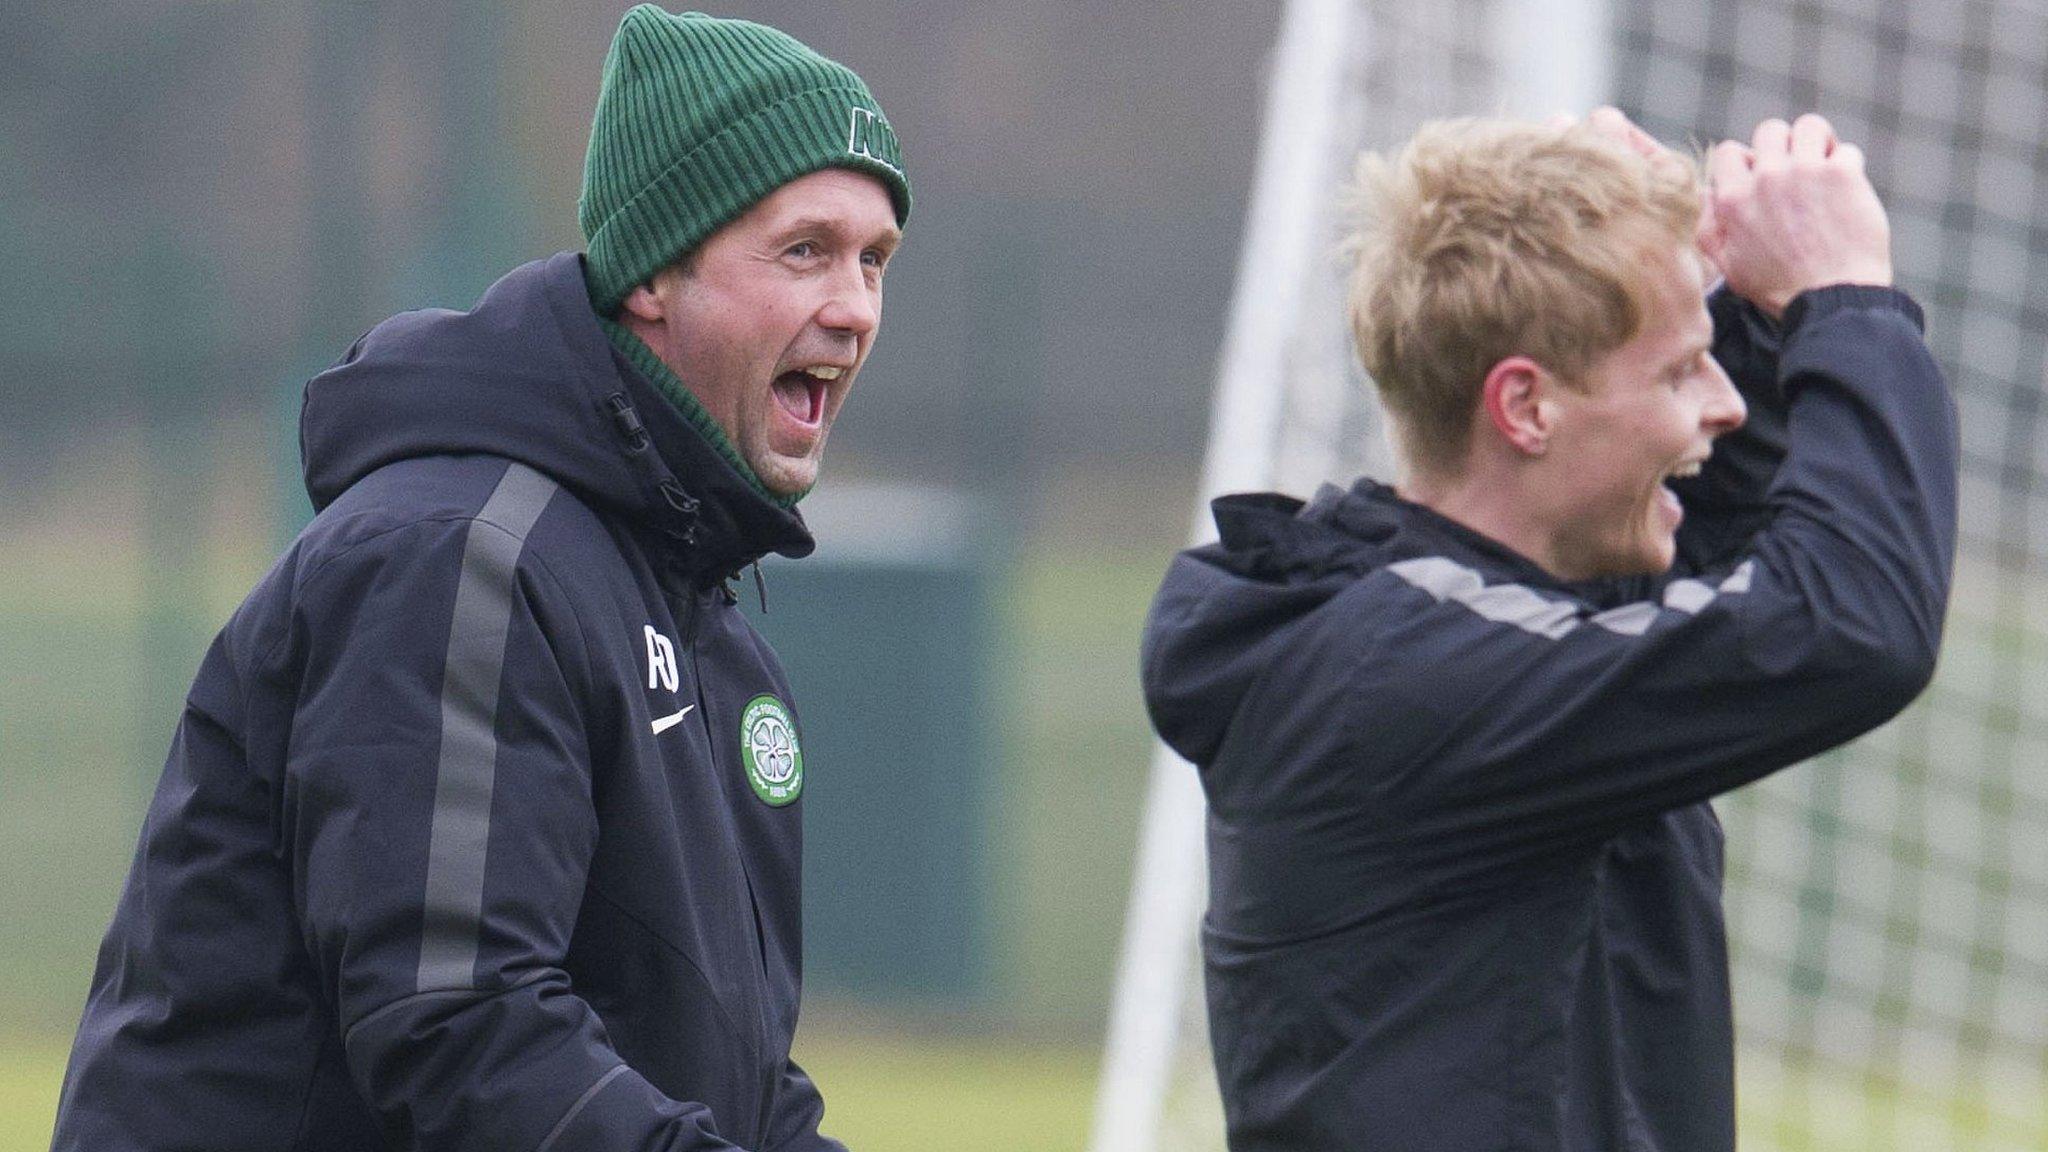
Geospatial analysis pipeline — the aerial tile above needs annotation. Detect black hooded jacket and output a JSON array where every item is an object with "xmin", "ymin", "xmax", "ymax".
[
  {"xmin": 53, "ymin": 253, "xmax": 844, "ymax": 1152},
  {"xmin": 1142, "ymin": 287, "xmax": 1958, "ymax": 1151}
]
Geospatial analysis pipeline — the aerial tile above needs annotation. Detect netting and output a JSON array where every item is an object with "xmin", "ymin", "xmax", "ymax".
[
  {"xmin": 1615, "ymin": 1, "xmax": 2048, "ymax": 1148},
  {"xmin": 1108, "ymin": 1, "xmax": 2048, "ymax": 1149},
  {"xmin": 1263, "ymin": 1, "xmax": 1494, "ymax": 499}
]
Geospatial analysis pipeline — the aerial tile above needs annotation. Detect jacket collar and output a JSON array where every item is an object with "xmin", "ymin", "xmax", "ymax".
[{"xmin": 1211, "ymin": 478, "xmax": 1583, "ymax": 595}]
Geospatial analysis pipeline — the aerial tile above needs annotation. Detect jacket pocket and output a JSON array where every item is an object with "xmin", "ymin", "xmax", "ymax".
[{"xmin": 566, "ymin": 882, "xmax": 765, "ymax": 1146}]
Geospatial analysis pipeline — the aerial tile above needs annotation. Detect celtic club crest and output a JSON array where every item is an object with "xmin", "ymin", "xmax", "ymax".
[{"xmin": 739, "ymin": 694, "xmax": 803, "ymax": 806}]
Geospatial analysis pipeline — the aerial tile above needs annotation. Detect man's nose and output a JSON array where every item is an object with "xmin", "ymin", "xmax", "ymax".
[
  {"xmin": 1705, "ymin": 358, "xmax": 1747, "ymax": 434},
  {"xmin": 818, "ymin": 261, "xmax": 880, "ymax": 337}
]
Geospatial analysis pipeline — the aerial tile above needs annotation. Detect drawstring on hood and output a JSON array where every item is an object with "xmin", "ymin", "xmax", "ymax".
[
  {"xmin": 301, "ymin": 252, "xmax": 814, "ymax": 595},
  {"xmin": 606, "ymin": 392, "xmax": 651, "ymax": 454}
]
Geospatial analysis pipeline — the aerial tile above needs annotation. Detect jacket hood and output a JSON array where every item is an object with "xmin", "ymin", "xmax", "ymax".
[
  {"xmin": 301, "ymin": 252, "xmax": 813, "ymax": 585},
  {"xmin": 1141, "ymin": 479, "xmax": 1562, "ymax": 767}
]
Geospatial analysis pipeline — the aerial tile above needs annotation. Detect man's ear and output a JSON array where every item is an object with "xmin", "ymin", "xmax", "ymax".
[
  {"xmin": 618, "ymin": 277, "xmax": 668, "ymax": 325},
  {"xmin": 1481, "ymin": 355, "xmax": 1557, "ymax": 458}
]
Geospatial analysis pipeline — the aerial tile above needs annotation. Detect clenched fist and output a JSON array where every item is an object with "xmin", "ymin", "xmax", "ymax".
[{"xmin": 1702, "ymin": 114, "xmax": 1893, "ymax": 320}]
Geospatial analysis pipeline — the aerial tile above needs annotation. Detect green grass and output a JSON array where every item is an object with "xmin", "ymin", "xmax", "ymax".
[
  {"xmin": 996, "ymin": 546, "xmax": 1173, "ymax": 1028},
  {"xmin": 1735, "ymin": 1052, "xmax": 2048, "ymax": 1152},
  {"xmin": 0, "ymin": 1035, "xmax": 68, "ymax": 1152},
  {"xmin": 798, "ymin": 1025, "xmax": 1097, "ymax": 1150},
  {"xmin": 0, "ymin": 1027, "xmax": 1099, "ymax": 1152}
]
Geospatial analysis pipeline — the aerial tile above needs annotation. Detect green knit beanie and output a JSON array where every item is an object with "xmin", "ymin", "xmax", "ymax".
[{"xmin": 580, "ymin": 7, "xmax": 913, "ymax": 313}]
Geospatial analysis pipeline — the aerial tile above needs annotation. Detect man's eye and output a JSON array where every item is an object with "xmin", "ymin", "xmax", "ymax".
[
  {"xmin": 860, "ymin": 249, "xmax": 886, "ymax": 270},
  {"xmin": 785, "ymin": 242, "xmax": 818, "ymax": 260}
]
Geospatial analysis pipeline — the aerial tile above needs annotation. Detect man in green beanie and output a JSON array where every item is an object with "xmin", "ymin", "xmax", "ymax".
[{"xmin": 52, "ymin": 9, "xmax": 907, "ymax": 1151}]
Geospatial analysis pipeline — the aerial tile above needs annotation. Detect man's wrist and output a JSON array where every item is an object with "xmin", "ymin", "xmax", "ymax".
[{"xmin": 1781, "ymin": 284, "xmax": 1924, "ymax": 337}]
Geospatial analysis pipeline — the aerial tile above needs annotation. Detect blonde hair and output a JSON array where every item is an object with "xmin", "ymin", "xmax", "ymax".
[{"xmin": 1344, "ymin": 118, "xmax": 1703, "ymax": 477}]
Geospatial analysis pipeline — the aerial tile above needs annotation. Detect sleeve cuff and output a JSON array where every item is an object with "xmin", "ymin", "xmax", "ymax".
[{"xmin": 1783, "ymin": 284, "xmax": 1925, "ymax": 336}]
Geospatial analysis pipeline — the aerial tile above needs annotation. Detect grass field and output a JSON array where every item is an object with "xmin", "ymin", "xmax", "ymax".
[{"xmin": 0, "ymin": 1036, "xmax": 68, "ymax": 1152}]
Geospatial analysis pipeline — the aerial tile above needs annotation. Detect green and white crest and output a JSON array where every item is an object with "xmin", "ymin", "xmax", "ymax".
[{"xmin": 739, "ymin": 694, "xmax": 803, "ymax": 806}]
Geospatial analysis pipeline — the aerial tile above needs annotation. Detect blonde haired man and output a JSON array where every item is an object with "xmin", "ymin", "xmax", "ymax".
[{"xmin": 1142, "ymin": 112, "xmax": 1955, "ymax": 1151}]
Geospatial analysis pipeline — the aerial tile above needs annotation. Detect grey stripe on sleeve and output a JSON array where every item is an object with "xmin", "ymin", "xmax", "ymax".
[
  {"xmin": 1388, "ymin": 556, "xmax": 1581, "ymax": 640},
  {"xmin": 1587, "ymin": 601, "xmax": 1661, "ymax": 636},
  {"xmin": 1662, "ymin": 576, "xmax": 1719, "ymax": 614},
  {"xmin": 1390, "ymin": 555, "xmax": 1756, "ymax": 642},
  {"xmin": 416, "ymin": 462, "xmax": 560, "ymax": 992},
  {"xmin": 1588, "ymin": 563, "xmax": 1756, "ymax": 635}
]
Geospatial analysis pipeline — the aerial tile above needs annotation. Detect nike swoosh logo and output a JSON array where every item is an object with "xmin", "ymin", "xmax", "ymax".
[{"xmin": 651, "ymin": 704, "xmax": 696, "ymax": 735}]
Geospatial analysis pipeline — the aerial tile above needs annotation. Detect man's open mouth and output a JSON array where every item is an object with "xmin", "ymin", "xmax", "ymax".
[
  {"xmin": 1661, "ymin": 457, "xmax": 1706, "ymax": 496},
  {"xmin": 772, "ymin": 365, "xmax": 838, "ymax": 425},
  {"xmin": 1658, "ymin": 459, "xmax": 1705, "ymax": 521}
]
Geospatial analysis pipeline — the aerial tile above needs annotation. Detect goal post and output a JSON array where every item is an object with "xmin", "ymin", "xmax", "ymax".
[{"xmin": 1085, "ymin": 5, "xmax": 1359, "ymax": 1146}]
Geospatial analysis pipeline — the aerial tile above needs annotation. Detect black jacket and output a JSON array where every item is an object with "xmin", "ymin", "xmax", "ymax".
[
  {"xmin": 1141, "ymin": 287, "xmax": 1957, "ymax": 1151},
  {"xmin": 53, "ymin": 252, "xmax": 844, "ymax": 1152}
]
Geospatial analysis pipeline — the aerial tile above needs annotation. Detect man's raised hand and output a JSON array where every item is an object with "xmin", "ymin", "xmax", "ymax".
[{"xmin": 1703, "ymin": 113, "xmax": 1893, "ymax": 319}]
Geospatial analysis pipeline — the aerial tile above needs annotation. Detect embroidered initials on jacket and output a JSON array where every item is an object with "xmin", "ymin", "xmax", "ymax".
[{"xmin": 643, "ymin": 624, "xmax": 679, "ymax": 693}]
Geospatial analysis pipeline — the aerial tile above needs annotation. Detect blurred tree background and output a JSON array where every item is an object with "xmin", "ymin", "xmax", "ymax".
[{"xmin": 0, "ymin": 1, "xmax": 1280, "ymax": 1145}]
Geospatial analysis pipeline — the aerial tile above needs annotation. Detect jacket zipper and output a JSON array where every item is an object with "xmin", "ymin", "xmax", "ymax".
[{"xmin": 682, "ymin": 614, "xmax": 777, "ymax": 1143}]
